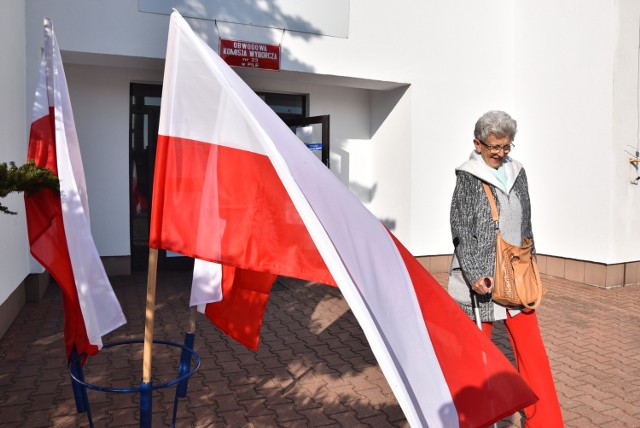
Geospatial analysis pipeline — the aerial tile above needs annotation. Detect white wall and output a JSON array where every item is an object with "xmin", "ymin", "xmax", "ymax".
[
  {"xmin": 369, "ymin": 87, "xmax": 412, "ymax": 241},
  {"xmin": 612, "ymin": 0, "xmax": 640, "ymax": 263},
  {"xmin": 514, "ymin": 0, "xmax": 617, "ymax": 263},
  {"xmin": 0, "ymin": 0, "xmax": 29, "ymax": 303},
  {"xmin": 409, "ymin": 1, "xmax": 516, "ymax": 254},
  {"xmin": 26, "ymin": 1, "xmax": 170, "ymax": 60}
]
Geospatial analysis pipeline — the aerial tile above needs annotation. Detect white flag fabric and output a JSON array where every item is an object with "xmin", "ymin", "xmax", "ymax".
[{"xmin": 191, "ymin": 259, "xmax": 223, "ymax": 308}]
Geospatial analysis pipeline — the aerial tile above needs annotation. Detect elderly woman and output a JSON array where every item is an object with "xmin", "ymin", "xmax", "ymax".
[{"xmin": 448, "ymin": 111, "xmax": 563, "ymax": 427}]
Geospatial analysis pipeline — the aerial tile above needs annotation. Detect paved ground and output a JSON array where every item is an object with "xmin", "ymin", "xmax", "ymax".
[{"xmin": 0, "ymin": 271, "xmax": 639, "ymax": 427}]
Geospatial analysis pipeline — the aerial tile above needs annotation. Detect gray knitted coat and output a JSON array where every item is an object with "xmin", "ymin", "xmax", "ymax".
[{"xmin": 448, "ymin": 152, "xmax": 535, "ymax": 322}]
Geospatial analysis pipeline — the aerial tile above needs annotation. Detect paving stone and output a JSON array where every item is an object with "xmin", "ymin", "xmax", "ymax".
[
  {"xmin": 601, "ymin": 407, "xmax": 640, "ymax": 426},
  {"xmin": 382, "ymin": 402, "xmax": 409, "ymax": 424},
  {"xmin": 298, "ymin": 407, "xmax": 338, "ymax": 426},
  {"xmin": 0, "ymin": 403, "xmax": 28, "ymax": 424},
  {"xmin": 245, "ymin": 414, "xmax": 280, "ymax": 426},
  {"xmin": 1, "ymin": 387, "xmax": 33, "ymax": 406},
  {"xmin": 269, "ymin": 402, "xmax": 308, "ymax": 423},
  {"xmin": 290, "ymin": 394, "xmax": 323, "ymax": 411},
  {"xmin": 189, "ymin": 405, "xmax": 224, "ymax": 425},
  {"xmin": 240, "ymin": 397, "xmax": 273, "ymax": 417},
  {"xmin": 327, "ymin": 410, "xmax": 363, "ymax": 426},
  {"xmin": 359, "ymin": 413, "xmax": 395, "ymax": 427},
  {"xmin": 24, "ymin": 408, "xmax": 61, "ymax": 427}
]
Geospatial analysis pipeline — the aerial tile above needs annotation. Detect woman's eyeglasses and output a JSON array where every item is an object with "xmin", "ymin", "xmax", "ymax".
[{"xmin": 478, "ymin": 140, "xmax": 514, "ymax": 154}]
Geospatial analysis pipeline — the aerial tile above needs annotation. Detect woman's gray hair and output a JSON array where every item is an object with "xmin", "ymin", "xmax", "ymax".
[{"xmin": 474, "ymin": 110, "xmax": 518, "ymax": 142}]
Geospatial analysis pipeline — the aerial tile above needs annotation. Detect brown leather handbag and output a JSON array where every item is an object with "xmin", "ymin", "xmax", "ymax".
[{"xmin": 482, "ymin": 183, "xmax": 547, "ymax": 309}]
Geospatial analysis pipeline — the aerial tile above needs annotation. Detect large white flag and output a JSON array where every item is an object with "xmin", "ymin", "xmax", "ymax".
[{"xmin": 150, "ymin": 11, "xmax": 537, "ymax": 427}]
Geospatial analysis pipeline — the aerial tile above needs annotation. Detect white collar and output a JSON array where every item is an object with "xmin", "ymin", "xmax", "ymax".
[{"xmin": 455, "ymin": 151, "xmax": 523, "ymax": 194}]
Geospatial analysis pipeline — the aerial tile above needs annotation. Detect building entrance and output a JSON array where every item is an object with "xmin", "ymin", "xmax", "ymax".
[{"xmin": 129, "ymin": 83, "xmax": 193, "ymax": 272}]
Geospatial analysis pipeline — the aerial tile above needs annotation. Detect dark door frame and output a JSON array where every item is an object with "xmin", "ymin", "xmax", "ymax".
[{"xmin": 284, "ymin": 115, "xmax": 330, "ymax": 168}]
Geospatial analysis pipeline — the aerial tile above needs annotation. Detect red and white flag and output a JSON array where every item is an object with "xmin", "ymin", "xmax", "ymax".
[
  {"xmin": 150, "ymin": 12, "xmax": 537, "ymax": 427},
  {"xmin": 24, "ymin": 18, "xmax": 126, "ymax": 360}
]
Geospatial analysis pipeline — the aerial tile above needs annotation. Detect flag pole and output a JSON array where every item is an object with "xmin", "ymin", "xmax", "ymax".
[
  {"xmin": 142, "ymin": 247, "xmax": 158, "ymax": 381},
  {"xmin": 188, "ymin": 305, "xmax": 197, "ymax": 332},
  {"xmin": 140, "ymin": 247, "xmax": 158, "ymax": 427},
  {"xmin": 176, "ymin": 306, "xmax": 197, "ymax": 397}
]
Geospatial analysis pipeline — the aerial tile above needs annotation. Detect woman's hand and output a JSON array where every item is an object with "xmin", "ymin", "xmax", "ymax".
[{"xmin": 472, "ymin": 276, "xmax": 493, "ymax": 295}]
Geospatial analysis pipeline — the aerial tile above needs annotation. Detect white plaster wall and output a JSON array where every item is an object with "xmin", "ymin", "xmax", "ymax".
[
  {"xmin": 0, "ymin": 0, "xmax": 29, "ymax": 303},
  {"xmin": 612, "ymin": 0, "xmax": 640, "ymax": 263},
  {"xmin": 25, "ymin": 0, "xmax": 412, "ymax": 82},
  {"xmin": 514, "ymin": 0, "xmax": 616, "ymax": 263},
  {"xmin": 368, "ymin": 87, "xmax": 412, "ymax": 242},
  {"xmin": 64, "ymin": 64, "xmax": 164, "ymax": 256},
  {"xmin": 26, "ymin": 1, "xmax": 170, "ymax": 60},
  {"xmin": 409, "ymin": 2, "xmax": 516, "ymax": 254}
]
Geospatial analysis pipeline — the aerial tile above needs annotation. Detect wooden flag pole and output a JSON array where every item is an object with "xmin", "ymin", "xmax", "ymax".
[
  {"xmin": 142, "ymin": 248, "xmax": 159, "ymax": 383},
  {"xmin": 188, "ymin": 306, "xmax": 197, "ymax": 333}
]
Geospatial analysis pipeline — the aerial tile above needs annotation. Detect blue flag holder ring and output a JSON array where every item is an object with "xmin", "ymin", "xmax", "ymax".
[{"xmin": 68, "ymin": 338, "xmax": 200, "ymax": 428}]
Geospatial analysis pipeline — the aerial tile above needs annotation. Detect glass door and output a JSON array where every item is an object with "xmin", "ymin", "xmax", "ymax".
[
  {"xmin": 128, "ymin": 87, "xmax": 325, "ymax": 271},
  {"xmin": 129, "ymin": 83, "xmax": 193, "ymax": 272},
  {"xmin": 285, "ymin": 115, "xmax": 330, "ymax": 167}
]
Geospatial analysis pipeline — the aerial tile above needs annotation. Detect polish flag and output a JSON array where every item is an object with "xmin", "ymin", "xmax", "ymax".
[
  {"xmin": 24, "ymin": 18, "xmax": 126, "ymax": 360},
  {"xmin": 150, "ymin": 12, "xmax": 537, "ymax": 427}
]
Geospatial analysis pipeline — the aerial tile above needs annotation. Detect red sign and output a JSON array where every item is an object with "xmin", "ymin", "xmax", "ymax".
[{"xmin": 219, "ymin": 39, "xmax": 280, "ymax": 71}]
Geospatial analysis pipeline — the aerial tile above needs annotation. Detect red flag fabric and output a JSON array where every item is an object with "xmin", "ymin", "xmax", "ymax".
[
  {"xmin": 151, "ymin": 135, "xmax": 335, "ymax": 285},
  {"xmin": 150, "ymin": 11, "xmax": 537, "ymax": 427},
  {"xmin": 390, "ymin": 232, "xmax": 536, "ymax": 425},
  {"xmin": 204, "ymin": 266, "xmax": 277, "ymax": 351},
  {"xmin": 24, "ymin": 18, "xmax": 126, "ymax": 360}
]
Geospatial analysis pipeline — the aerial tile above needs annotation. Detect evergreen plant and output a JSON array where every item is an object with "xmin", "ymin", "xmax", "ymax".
[{"xmin": 0, "ymin": 161, "xmax": 59, "ymax": 215}]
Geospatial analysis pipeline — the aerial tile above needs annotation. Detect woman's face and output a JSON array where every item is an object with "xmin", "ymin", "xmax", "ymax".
[{"xmin": 473, "ymin": 133, "xmax": 512, "ymax": 169}]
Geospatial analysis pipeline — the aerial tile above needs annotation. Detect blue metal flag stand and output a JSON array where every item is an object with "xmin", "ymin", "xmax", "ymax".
[
  {"xmin": 177, "ymin": 331, "xmax": 196, "ymax": 398},
  {"xmin": 69, "ymin": 347, "xmax": 89, "ymax": 414},
  {"xmin": 68, "ymin": 339, "xmax": 200, "ymax": 428},
  {"xmin": 176, "ymin": 306, "xmax": 198, "ymax": 398},
  {"xmin": 69, "ymin": 249, "xmax": 201, "ymax": 427}
]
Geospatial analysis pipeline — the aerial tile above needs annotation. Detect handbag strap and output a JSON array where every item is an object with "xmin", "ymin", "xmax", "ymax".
[
  {"xmin": 483, "ymin": 182, "xmax": 545, "ymax": 310},
  {"xmin": 518, "ymin": 258, "xmax": 544, "ymax": 310},
  {"xmin": 516, "ymin": 252, "xmax": 545, "ymax": 309},
  {"xmin": 481, "ymin": 182, "xmax": 500, "ymax": 227}
]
